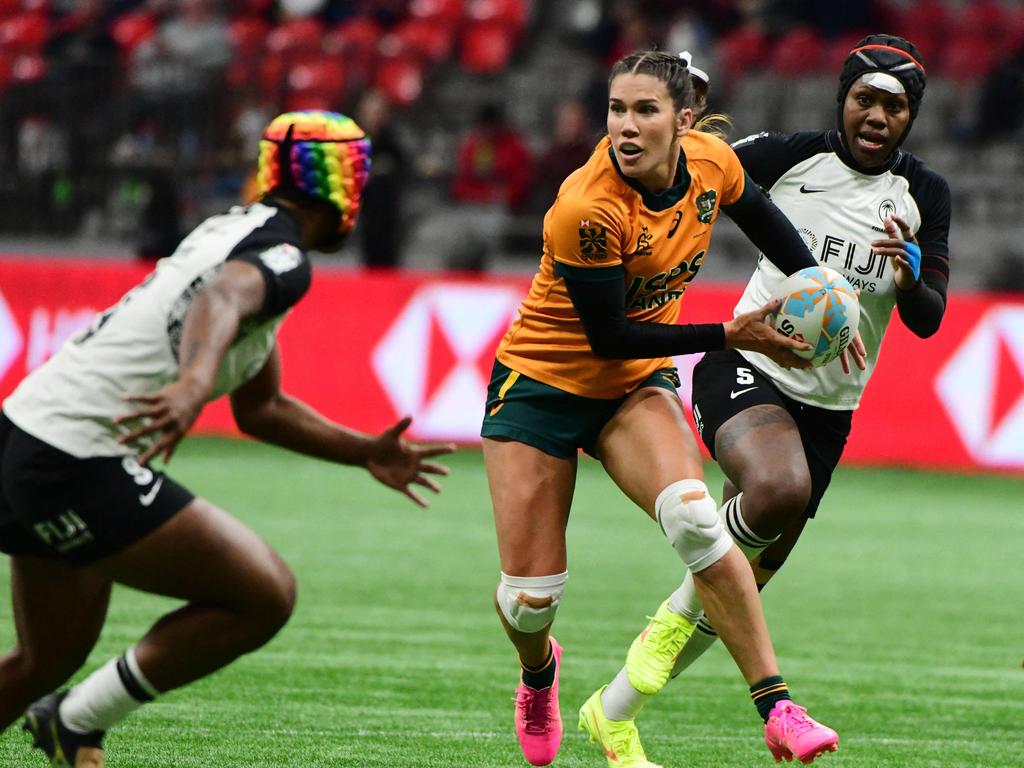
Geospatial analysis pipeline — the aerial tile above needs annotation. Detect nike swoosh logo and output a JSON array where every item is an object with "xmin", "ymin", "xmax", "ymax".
[
  {"xmin": 488, "ymin": 403, "xmax": 505, "ymax": 417},
  {"xmin": 139, "ymin": 477, "xmax": 164, "ymax": 507},
  {"xmin": 799, "ymin": 184, "xmax": 826, "ymax": 194},
  {"xmin": 730, "ymin": 387, "xmax": 758, "ymax": 399}
]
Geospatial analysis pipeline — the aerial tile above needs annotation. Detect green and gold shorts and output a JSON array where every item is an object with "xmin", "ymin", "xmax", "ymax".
[{"xmin": 479, "ymin": 359, "xmax": 680, "ymax": 459}]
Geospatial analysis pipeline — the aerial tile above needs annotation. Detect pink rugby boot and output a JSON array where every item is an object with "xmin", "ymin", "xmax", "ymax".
[
  {"xmin": 764, "ymin": 700, "xmax": 839, "ymax": 764},
  {"xmin": 514, "ymin": 637, "xmax": 563, "ymax": 766}
]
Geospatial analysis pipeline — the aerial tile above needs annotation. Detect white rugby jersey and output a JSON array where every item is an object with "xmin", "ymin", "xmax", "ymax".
[
  {"xmin": 731, "ymin": 130, "xmax": 951, "ymax": 409},
  {"xmin": 4, "ymin": 202, "xmax": 312, "ymax": 457}
]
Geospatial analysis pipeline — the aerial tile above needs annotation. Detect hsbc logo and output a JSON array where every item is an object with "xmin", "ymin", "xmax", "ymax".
[
  {"xmin": 0, "ymin": 288, "xmax": 24, "ymax": 383},
  {"xmin": 935, "ymin": 305, "xmax": 1024, "ymax": 469},
  {"xmin": 371, "ymin": 283, "xmax": 522, "ymax": 441}
]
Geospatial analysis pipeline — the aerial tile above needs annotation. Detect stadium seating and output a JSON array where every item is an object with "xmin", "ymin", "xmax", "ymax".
[
  {"xmin": 111, "ymin": 10, "xmax": 159, "ymax": 57},
  {"xmin": 0, "ymin": 12, "xmax": 48, "ymax": 53},
  {"xmin": 769, "ymin": 27, "xmax": 825, "ymax": 77},
  {"xmin": 460, "ymin": 21, "xmax": 516, "ymax": 74}
]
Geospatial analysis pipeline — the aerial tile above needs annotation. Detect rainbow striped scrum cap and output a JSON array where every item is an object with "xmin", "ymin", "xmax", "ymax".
[{"xmin": 257, "ymin": 110, "xmax": 372, "ymax": 238}]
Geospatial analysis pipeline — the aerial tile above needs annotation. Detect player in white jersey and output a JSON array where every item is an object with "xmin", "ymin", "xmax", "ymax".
[
  {"xmin": 585, "ymin": 35, "xmax": 950, "ymax": 766},
  {"xmin": 0, "ymin": 110, "xmax": 454, "ymax": 767}
]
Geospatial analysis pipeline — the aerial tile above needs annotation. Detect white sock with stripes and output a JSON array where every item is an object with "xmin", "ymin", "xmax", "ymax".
[{"xmin": 60, "ymin": 646, "xmax": 159, "ymax": 734}]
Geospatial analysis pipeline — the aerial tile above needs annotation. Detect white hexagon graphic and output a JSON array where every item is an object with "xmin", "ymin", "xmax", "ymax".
[
  {"xmin": 0, "ymin": 288, "xmax": 24, "ymax": 383},
  {"xmin": 935, "ymin": 305, "xmax": 1024, "ymax": 468},
  {"xmin": 371, "ymin": 283, "xmax": 522, "ymax": 441}
]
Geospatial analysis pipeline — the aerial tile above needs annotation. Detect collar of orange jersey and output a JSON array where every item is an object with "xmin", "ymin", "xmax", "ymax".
[{"xmin": 608, "ymin": 144, "xmax": 691, "ymax": 211}]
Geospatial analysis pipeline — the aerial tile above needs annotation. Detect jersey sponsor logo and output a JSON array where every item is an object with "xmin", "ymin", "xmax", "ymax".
[
  {"xmin": 819, "ymin": 234, "xmax": 885, "ymax": 292},
  {"xmin": 578, "ymin": 225, "xmax": 608, "ymax": 262},
  {"xmin": 799, "ymin": 184, "xmax": 827, "ymax": 194},
  {"xmin": 629, "ymin": 225, "xmax": 653, "ymax": 257},
  {"xmin": 259, "ymin": 243, "xmax": 303, "ymax": 274},
  {"xmin": 667, "ymin": 210, "xmax": 683, "ymax": 238},
  {"xmin": 936, "ymin": 305, "xmax": 1024, "ymax": 468},
  {"xmin": 624, "ymin": 251, "xmax": 705, "ymax": 310},
  {"xmin": 878, "ymin": 199, "xmax": 897, "ymax": 222},
  {"xmin": 0, "ymin": 288, "xmax": 24, "ymax": 384},
  {"xmin": 167, "ymin": 269, "xmax": 217, "ymax": 360},
  {"xmin": 33, "ymin": 509, "xmax": 95, "ymax": 552},
  {"xmin": 372, "ymin": 284, "xmax": 522, "ymax": 441},
  {"xmin": 695, "ymin": 190, "xmax": 717, "ymax": 224}
]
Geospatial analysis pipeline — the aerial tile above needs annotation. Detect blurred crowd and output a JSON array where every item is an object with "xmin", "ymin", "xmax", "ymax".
[{"xmin": 1, "ymin": 0, "xmax": 1022, "ymax": 282}]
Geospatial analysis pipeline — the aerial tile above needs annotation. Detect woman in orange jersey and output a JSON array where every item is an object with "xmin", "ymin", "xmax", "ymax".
[{"xmin": 480, "ymin": 51, "xmax": 838, "ymax": 767}]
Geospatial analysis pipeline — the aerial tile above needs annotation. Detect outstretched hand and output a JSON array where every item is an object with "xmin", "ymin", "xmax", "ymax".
[
  {"xmin": 114, "ymin": 379, "xmax": 206, "ymax": 465},
  {"xmin": 872, "ymin": 215, "xmax": 920, "ymax": 291},
  {"xmin": 366, "ymin": 416, "xmax": 456, "ymax": 507},
  {"xmin": 724, "ymin": 299, "xmax": 814, "ymax": 369}
]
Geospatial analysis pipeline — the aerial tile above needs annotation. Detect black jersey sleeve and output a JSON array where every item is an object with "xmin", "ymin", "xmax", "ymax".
[
  {"xmin": 561, "ymin": 273, "xmax": 725, "ymax": 359},
  {"xmin": 731, "ymin": 131, "xmax": 828, "ymax": 190},
  {"xmin": 894, "ymin": 157, "xmax": 952, "ymax": 337},
  {"xmin": 721, "ymin": 173, "xmax": 817, "ymax": 275},
  {"xmin": 229, "ymin": 244, "xmax": 312, "ymax": 317},
  {"xmin": 225, "ymin": 207, "xmax": 311, "ymax": 316}
]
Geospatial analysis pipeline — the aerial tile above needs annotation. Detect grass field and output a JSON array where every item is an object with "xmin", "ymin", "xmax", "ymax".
[{"xmin": 1, "ymin": 437, "xmax": 1021, "ymax": 767}]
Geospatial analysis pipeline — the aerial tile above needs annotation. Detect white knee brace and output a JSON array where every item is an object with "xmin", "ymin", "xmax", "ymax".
[
  {"xmin": 656, "ymin": 480, "xmax": 732, "ymax": 573},
  {"xmin": 496, "ymin": 571, "xmax": 568, "ymax": 633}
]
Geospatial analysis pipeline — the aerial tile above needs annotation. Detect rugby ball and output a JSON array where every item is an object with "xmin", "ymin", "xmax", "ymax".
[{"xmin": 771, "ymin": 266, "xmax": 860, "ymax": 367}]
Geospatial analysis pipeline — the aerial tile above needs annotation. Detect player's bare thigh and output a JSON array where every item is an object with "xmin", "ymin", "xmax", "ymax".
[
  {"xmin": 597, "ymin": 387, "xmax": 705, "ymax": 518},
  {"xmin": 88, "ymin": 496, "xmax": 295, "ymax": 614},
  {"xmin": 714, "ymin": 405, "xmax": 809, "ymax": 498},
  {"xmin": 483, "ymin": 437, "xmax": 576, "ymax": 576}
]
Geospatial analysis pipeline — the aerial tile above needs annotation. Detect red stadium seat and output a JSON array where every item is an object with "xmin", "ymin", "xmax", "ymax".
[
  {"xmin": 266, "ymin": 17, "xmax": 324, "ymax": 56},
  {"xmin": 717, "ymin": 25, "xmax": 769, "ymax": 82},
  {"xmin": 0, "ymin": 12, "xmax": 48, "ymax": 53},
  {"xmin": 393, "ymin": 18, "xmax": 455, "ymax": 64},
  {"xmin": 374, "ymin": 55, "xmax": 424, "ymax": 106},
  {"xmin": 956, "ymin": 1, "xmax": 1007, "ymax": 44},
  {"xmin": 459, "ymin": 21, "xmax": 514, "ymax": 74},
  {"xmin": 286, "ymin": 58, "xmax": 347, "ymax": 110},
  {"xmin": 228, "ymin": 16, "xmax": 270, "ymax": 58},
  {"xmin": 468, "ymin": 0, "xmax": 529, "ymax": 32},
  {"xmin": 324, "ymin": 16, "xmax": 381, "ymax": 75},
  {"xmin": 408, "ymin": 0, "xmax": 463, "ymax": 26},
  {"xmin": 111, "ymin": 11, "xmax": 158, "ymax": 56},
  {"xmin": 769, "ymin": 27, "xmax": 824, "ymax": 77},
  {"xmin": 940, "ymin": 34, "xmax": 998, "ymax": 83}
]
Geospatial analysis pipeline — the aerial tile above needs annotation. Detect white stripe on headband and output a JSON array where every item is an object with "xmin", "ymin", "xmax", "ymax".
[{"xmin": 857, "ymin": 72, "xmax": 905, "ymax": 94}]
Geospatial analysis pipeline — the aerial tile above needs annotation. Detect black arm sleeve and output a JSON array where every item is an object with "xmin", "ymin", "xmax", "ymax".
[
  {"xmin": 721, "ymin": 173, "xmax": 817, "ymax": 275},
  {"xmin": 895, "ymin": 268, "xmax": 947, "ymax": 338},
  {"xmin": 561, "ymin": 272, "xmax": 725, "ymax": 359}
]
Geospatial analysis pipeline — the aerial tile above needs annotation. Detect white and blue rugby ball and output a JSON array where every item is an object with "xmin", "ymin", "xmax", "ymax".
[{"xmin": 771, "ymin": 266, "xmax": 860, "ymax": 367}]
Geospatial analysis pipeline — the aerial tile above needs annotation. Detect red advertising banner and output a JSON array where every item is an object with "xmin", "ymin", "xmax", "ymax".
[{"xmin": 1, "ymin": 256, "xmax": 1022, "ymax": 472}]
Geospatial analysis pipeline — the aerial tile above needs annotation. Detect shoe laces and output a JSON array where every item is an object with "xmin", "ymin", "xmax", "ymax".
[
  {"xmin": 779, "ymin": 703, "xmax": 816, "ymax": 736},
  {"xmin": 643, "ymin": 613, "xmax": 688, "ymax": 660},
  {"xmin": 606, "ymin": 719, "xmax": 646, "ymax": 761},
  {"xmin": 515, "ymin": 686, "xmax": 556, "ymax": 735}
]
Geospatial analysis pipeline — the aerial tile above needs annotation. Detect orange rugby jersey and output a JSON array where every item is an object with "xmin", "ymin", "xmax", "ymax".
[{"xmin": 495, "ymin": 130, "xmax": 745, "ymax": 398}]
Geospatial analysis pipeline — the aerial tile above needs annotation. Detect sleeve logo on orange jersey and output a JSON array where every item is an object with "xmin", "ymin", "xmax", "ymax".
[
  {"xmin": 578, "ymin": 222, "xmax": 608, "ymax": 261},
  {"xmin": 695, "ymin": 190, "xmax": 718, "ymax": 224}
]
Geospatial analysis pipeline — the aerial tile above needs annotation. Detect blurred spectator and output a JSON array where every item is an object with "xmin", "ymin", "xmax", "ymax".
[
  {"xmin": 446, "ymin": 103, "xmax": 533, "ymax": 271},
  {"xmin": 530, "ymin": 98, "xmax": 596, "ymax": 213},
  {"xmin": 354, "ymin": 89, "xmax": 407, "ymax": 268},
  {"xmin": 451, "ymin": 103, "xmax": 532, "ymax": 212},
  {"xmin": 130, "ymin": 0, "xmax": 234, "ymax": 157},
  {"xmin": 976, "ymin": 43, "xmax": 1024, "ymax": 144}
]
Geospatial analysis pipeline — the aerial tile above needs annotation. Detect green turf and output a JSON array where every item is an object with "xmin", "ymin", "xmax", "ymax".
[{"xmin": 1, "ymin": 438, "xmax": 1021, "ymax": 767}]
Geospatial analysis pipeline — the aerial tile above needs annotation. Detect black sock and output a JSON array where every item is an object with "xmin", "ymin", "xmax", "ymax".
[
  {"xmin": 520, "ymin": 645, "xmax": 555, "ymax": 689},
  {"xmin": 750, "ymin": 675, "xmax": 790, "ymax": 722}
]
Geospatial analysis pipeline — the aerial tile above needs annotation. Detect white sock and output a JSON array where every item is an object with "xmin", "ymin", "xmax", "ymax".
[
  {"xmin": 60, "ymin": 647, "xmax": 159, "ymax": 734},
  {"xmin": 601, "ymin": 667, "xmax": 651, "ymax": 721},
  {"xmin": 670, "ymin": 616, "xmax": 719, "ymax": 677}
]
